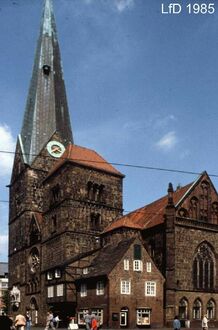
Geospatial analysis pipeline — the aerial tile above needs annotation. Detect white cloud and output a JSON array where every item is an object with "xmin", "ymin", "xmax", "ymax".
[
  {"xmin": 0, "ymin": 124, "xmax": 16, "ymax": 176},
  {"xmin": 114, "ymin": 0, "xmax": 135, "ymax": 12},
  {"xmin": 0, "ymin": 235, "xmax": 8, "ymax": 260},
  {"xmin": 155, "ymin": 131, "xmax": 177, "ymax": 151},
  {"xmin": 153, "ymin": 114, "xmax": 176, "ymax": 129}
]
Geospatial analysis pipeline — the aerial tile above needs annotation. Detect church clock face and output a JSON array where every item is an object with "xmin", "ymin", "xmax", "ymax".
[{"xmin": 47, "ymin": 141, "xmax": 65, "ymax": 158}]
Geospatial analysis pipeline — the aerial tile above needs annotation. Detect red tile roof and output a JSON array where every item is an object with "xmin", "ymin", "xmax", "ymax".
[
  {"xmin": 103, "ymin": 183, "xmax": 193, "ymax": 233},
  {"xmin": 47, "ymin": 144, "xmax": 124, "ymax": 178}
]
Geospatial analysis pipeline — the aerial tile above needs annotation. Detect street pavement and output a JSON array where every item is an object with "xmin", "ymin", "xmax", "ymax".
[{"xmin": 27, "ymin": 328, "xmax": 206, "ymax": 330}]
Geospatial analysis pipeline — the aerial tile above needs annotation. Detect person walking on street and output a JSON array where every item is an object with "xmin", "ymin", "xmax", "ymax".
[
  {"xmin": 44, "ymin": 311, "xmax": 55, "ymax": 330},
  {"xmin": 26, "ymin": 311, "xmax": 31, "ymax": 330},
  {"xmin": 15, "ymin": 314, "xmax": 26, "ymax": 330},
  {"xmin": 54, "ymin": 315, "xmax": 60, "ymax": 329},
  {"xmin": 173, "ymin": 315, "xmax": 181, "ymax": 330},
  {"xmin": 202, "ymin": 314, "xmax": 209, "ymax": 330},
  {"xmin": 91, "ymin": 314, "xmax": 98, "ymax": 330},
  {"xmin": 84, "ymin": 311, "xmax": 91, "ymax": 330}
]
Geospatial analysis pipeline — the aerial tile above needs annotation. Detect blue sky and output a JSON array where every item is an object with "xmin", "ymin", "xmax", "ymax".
[{"xmin": 1, "ymin": 0, "xmax": 218, "ymax": 261}]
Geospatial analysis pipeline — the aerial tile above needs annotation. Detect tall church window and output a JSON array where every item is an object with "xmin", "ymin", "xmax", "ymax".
[
  {"xmin": 179, "ymin": 298, "xmax": 188, "ymax": 320},
  {"xmin": 189, "ymin": 197, "xmax": 199, "ymax": 219},
  {"xmin": 193, "ymin": 299, "xmax": 202, "ymax": 319},
  {"xmin": 207, "ymin": 299, "xmax": 215, "ymax": 319},
  {"xmin": 211, "ymin": 202, "xmax": 218, "ymax": 224},
  {"xmin": 29, "ymin": 216, "xmax": 40, "ymax": 244},
  {"xmin": 51, "ymin": 215, "xmax": 57, "ymax": 233},
  {"xmin": 193, "ymin": 242, "xmax": 215, "ymax": 289},
  {"xmin": 51, "ymin": 184, "xmax": 61, "ymax": 204}
]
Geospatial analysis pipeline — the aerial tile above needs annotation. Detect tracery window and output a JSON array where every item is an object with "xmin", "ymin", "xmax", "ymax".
[
  {"xmin": 193, "ymin": 299, "xmax": 202, "ymax": 319},
  {"xmin": 193, "ymin": 242, "xmax": 215, "ymax": 289},
  {"xmin": 179, "ymin": 298, "xmax": 188, "ymax": 320},
  {"xmin": 207, "ymin": 299, "xmax": 215, "ymax": 319},
  {"xmin": 189, "ymin": 197, "xmax": 199, "ymax": 219},
  {"xmin": 28, "ymin": 247, "xmax": 40, "ymax": 274}
]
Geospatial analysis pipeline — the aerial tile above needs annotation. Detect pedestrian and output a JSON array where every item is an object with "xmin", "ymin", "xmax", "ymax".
[
  {"xmin": 54, "ymin": 315, "xmax": 60, "ymax": 329},
  {"xmin": 0, "ymin": 312, "xmax": 13, "ymax": 330},
  {"xmin": 44, "ymin": 311, "xmax": 55, "ymax": 330},
  {"xmin": 15, "ymin": 313, "xmax": 26, "ymax": 330},
  {"xmin": 173, "ymin": 315, "xmax": 181, "ymax": 330},
  {"xmin": 26, "ymin": 311, "xmax": 31, "ymax": 330},
  {"xmin": 202, "ymin": 314, "xmax": 209, "ymax": 330},
  {"xmin": 91, "ymin": 314, "xmax": 98, "ymax": 330},
  {"xmin": 84, "ymin": 311, "xmax": 91, "ymax": 330}
]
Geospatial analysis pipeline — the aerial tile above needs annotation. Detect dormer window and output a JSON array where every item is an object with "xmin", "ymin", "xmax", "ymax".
[
  {"xmin": 55, "ymin": 269, "xmax": 61, "ymax": 278},
  {"xmin": 47, "ymin": 271, "xmax": 53, "ymax": 280},
  {"xmin": 43, "ymin": 64, "xmax": 51, "ymax": 75},
  {"xmin": 83, "ymin": 268, "xmax": 89, "ymax": 275}
]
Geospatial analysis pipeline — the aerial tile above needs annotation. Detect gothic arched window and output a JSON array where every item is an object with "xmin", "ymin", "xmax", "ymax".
[
  {"xmin": 193, "ymin": 299, "xmax": 202, "ymax": 319},
  {"xmin": 211, "ymin": 202, "xmax": 218, "ymax": 224},
  {"xmin": 193, "ymin": 242, "xmax": 215, "ymax": 290},
  {"xmin": 189, "ymin": 197, "xmax": 199, "ymax": 219},
  {"xmin": 207, "ymin": 299, "xmax": 216, "ymax": 319},
  {"xmin": 179, "ymin": 298, "xmax": 188, "ymax": 320}
]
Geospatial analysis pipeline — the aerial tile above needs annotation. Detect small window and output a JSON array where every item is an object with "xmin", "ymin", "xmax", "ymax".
[
  {"xmin": 43, "ymin": 64, "xmax": 51, "ymax": 75},
  {"xmin": 145, "ymin": 281, "xmax": 156, "ymax": 296},
  {"xmin": 83, "ymin": 268, "xmax": 89, "ymax": 275},
  {"xmin": 55, "ymin": 269, "xmax": 61, "ymax": 278},
  {"xmin": 134, "ymin": 244, "xmax": 141, "ymax": 260},
  {"xmin": 124, "ymin": 259, "xmax": 129, "ymax": 271},
  {"xmin": 96, "ymin": 281, "xmax": 104, "ymax": 295},
  {"xmin": 146, "ymin": 262, "xmax": 151, "ymax": 272},
  {"xmin": 80, "ymin": 283, "xmax": 87, "ymax": 297},
  {"xmin": 56, "ymin": 284, "xmax": 64, "ymax": 297},
  {"xmin": 121, "ymin": 280, "xmax": 131, "ymax": 294},
  {"xmin": 47, "ymin": 286, "xmax": 54, "ymax": 298},
  {"xmin": 133, "ymin": 260, "xmax": 143, "ymax": 271},
  {"xmin": 136, "ymin": 309, "xmax": 151, "ymax": 325},
  {"xmin": 90, "ymin": 213, "xmax": 101, "ymax": 230},
  {"xmin": 47, "ymin": 271, "xmax": 53, "ymax": 280}
]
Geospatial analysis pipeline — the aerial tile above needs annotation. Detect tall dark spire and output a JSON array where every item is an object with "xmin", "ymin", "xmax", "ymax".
[{"xmin": 19, "ymin": 0, "xmax": 73, "ymax": 164}]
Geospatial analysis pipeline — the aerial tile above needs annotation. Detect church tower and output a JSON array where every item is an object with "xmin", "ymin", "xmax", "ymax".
[{"xmin": 8, "ymin": 0, "xmax": 123, "ymax": 325}]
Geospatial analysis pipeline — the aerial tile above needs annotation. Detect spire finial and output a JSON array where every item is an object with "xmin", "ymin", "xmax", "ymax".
[{"xmin": 167, "ymin": 182, "xmax": 174, "ymax": 206}]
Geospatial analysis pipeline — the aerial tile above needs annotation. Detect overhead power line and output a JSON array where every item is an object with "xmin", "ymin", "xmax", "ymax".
[{"xmin": 0, "ymin": 149, "xmax": 217, "ymax": 177}]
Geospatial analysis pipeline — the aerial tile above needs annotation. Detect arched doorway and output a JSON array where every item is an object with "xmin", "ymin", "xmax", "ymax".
[{"xmin": 29, "ymin": 297, "xmax": 38, "ymax": 325}]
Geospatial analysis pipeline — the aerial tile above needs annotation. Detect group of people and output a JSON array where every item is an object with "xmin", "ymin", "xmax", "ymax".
[
  {"xmin": 83, "ymin": 311, "xmax": 100, "ymax": 330},
  {"xmin": 0, "ymin": 310, "xmax": 60, "ymax": 330},
  {"xmin": 0, "ymin": 311, "xmax": 31, "ymax": 330},
  {"xmin": 45, "ymin": 311, "xmax": 60, "ymax": 329},
  {"xmin": 173, "ymin": 314, "xmax": 209, "ymax": 330}
]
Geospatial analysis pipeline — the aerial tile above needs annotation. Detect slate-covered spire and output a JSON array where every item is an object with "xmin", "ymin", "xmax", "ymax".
[{"xmin": 19, "ymin": 0, "xmax": 73, "ymax": 164}]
